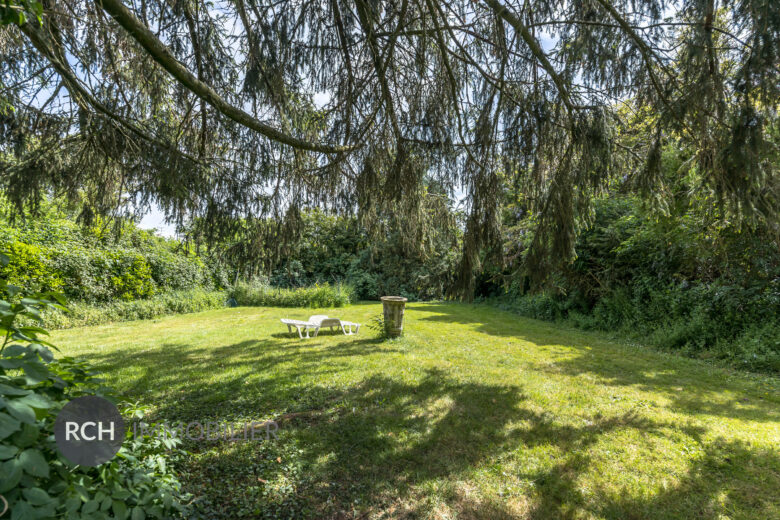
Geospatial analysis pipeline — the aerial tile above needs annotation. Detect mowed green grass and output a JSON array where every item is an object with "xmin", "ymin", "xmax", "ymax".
[{"xmin": 51, "ymin": 303, "xmax": 780, "ymax": 519}]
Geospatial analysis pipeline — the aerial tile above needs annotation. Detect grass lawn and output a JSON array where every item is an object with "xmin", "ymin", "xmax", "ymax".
[{"xmin": 51, "ymin": 302, "xmax": 780, "ymax": 519}]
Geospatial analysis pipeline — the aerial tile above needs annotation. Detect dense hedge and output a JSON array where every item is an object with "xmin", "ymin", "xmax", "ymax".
[
  {"xmin": 35, "ymin": 289, "xmax": 227, "ymax": 330},
  {"xmin": 0, "ymin": 202, "xmax": 228, "ymax": 303},
  {"xmin": 230, "ymin": 281, "xmax": 353, "ymax": 308},
  {"xmin": 30, "ymin": 283, "xmax": 352, "ymax": 331},
  {"xmin": 491, "ymin": 285, "xmax": 780, "ymax": 373},
  {"xmin": 489, "ymin": 196, "xmax": 780, "ymax": 373}
]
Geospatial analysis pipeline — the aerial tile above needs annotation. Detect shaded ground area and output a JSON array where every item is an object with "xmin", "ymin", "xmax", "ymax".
[{"xmin": 53, "ymin": 303, "xmax": 780, "ymax": 519}]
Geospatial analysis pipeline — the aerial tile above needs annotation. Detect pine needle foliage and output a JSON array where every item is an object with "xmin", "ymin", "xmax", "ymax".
[{"xmin": 1, "ymin": 0, "xmax": 778, "ymax": 298}]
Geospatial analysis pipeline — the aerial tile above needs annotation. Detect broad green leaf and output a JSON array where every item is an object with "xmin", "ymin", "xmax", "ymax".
[
  {"xmin": 18, "ymin": 326, "xmax": 49, "ymax": 337},
  {"xmin": 19, "ymin": 448, "xmax": 49, "ymax": 478},
  {"xmin": 82, "ymin": 499, "xmax": 99, "ymax": 514},
  {"xmin": 10, "ymin": 499, "xmax": 34, "ymax": 520},
  {"xmin": 131, "ymin": 506, "xmax": 146, "ymax": 520},
  {"xmin": 46, "ymin": 292, "xmax": 68, "ymax": 306},
  {"xmin": 0, "ymin": 383, "xmax": 30, "ymax": 396},
  {"xmin": 0, "ymin": 457, "xmax": 22, "ymax": 493},
  {"xmin": 0, "ymin": 444, "xmax": 18, "ymax": 459},
  {"xmin": 22, "ymin": 487, "xmax": 52, "ymax": 506},
  {"xmin": 11, "ymin": 423, "xmax": 39, "ymax": 447},
  {"xmin": 5, "ymin": 400, "xmax": 37, "ymax": 424},
  {"xmin": 16, "ymin": 392, "xmax": 54, "ymax": 409},
  {"xmin": 2, "ymin": 344, "xmax": 29, "ymax": 357},
  {"xmin": 0, "ymin": 358, "xmax": 24, "ymax": 369},
  {"xmin": 64, "ymin": 496, "xmax": 81, "ymax": 513},
  {"xmin": 21, "ymin": 307, "xmax": 41, "ymax": 321},
  {"xmin": 30, "ymin": 344, "xmax": 54, "ymax": 362},
  {"xmin": 112, "ymin": 499, "xmax": 129, "ymax": 519},
  {"xmin": 11, "ymin": 331, "xmax": 34, "ymax": 343},
  {"xmin": 21, "ymin": 361, "xmax": 50, "ymax": 385},
  {"xmin": 0, "ymin": 411, "xmax": 21, "ymax": 440},
  {"xmin": 112, "ymin": 489, "xmax": 132, "ymax": 500},
  {"xmin": 49, "ymin": 481, "xmax": 68, "ymax": 495}
]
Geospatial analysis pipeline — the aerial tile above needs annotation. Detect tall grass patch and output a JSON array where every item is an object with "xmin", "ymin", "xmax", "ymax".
[
  {"xmin": 37, "ymin": 288, "xmax": 227, "ymax": 329},
  {"xmin": 230, "ymin": 281, "xmax": 353, "ymax": 308}
]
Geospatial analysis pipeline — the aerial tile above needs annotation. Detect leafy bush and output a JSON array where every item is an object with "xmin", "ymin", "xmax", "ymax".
[
  {"xmin": 36, "ymin": 289, "xmax": 227, "ymax": 330},
  {"xmin": 0, "ymin": 253, "xmax": 189, "ymax": 518},
  {"xmin": 105, "ymin": 251, "xmax": 156, "ymax": 301},
  {"xmin": 0, "ymin": 202, "xmax": 225, "ymax": 304},
  {"xmin": 509, "ymin": 292, "xmax": 566, "ymax": 322},
  {"xmin": 497, "ymin": 281, "xmax": 780, "ymax": 373},
  {"xmin": 0, "ymin": 241, "xmax": 64, "ymax": 294},
  {"xmin": 49, "ymin": 245, "xmax": 113, "ymax": 302},
  {"xmin": 147, "ymin": 252, "xmax": 212, "ymax": 292},
  {"xmin": 494, "ymin": 193, "xmax": 780, "ymax": 374},
  {"xmin": 716, "ymin": 322, "xmax": 780, "ymax": 373},
  {"xmin": 244, "ymin": 205, "xmax": 460, "ymax": 301},
  {"xmin": 231, "ymin": 281, "xmax": 353, "ymax": 308}
]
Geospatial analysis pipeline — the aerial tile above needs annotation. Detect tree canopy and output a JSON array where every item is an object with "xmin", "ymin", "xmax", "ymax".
[{"xmin": 1, "ymin": 0, "xmax": 778, "ymax": 297}]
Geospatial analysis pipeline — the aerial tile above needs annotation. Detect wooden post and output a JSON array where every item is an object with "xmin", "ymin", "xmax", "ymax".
[{"xmin": 381, "ymin": 296, "xmax": 408, "ymax": 337}]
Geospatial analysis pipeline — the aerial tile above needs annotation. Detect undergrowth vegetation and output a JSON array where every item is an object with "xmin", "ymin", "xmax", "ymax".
[
  {"xmin": 4, "ymin": 185, "xmax": 779, "ymax": 373},
  {"xmin": 490, "ymin": 193, "xmax": 780, "ymax": 373},
  {"xmin": 0, "ymin": 253, "xmax": 189, "ymax": 518},
  {"xmin": 220, "ymin": 204, "xmax": 460, "ymax": 301},
  {"xmin": 35, "ymin": 289, "xmax": 227, "ymax": 330},
  {"xmin": 0, "ymin": 200, "xmax": 228, "ymax": 302},
  {"xmin": 230, "ymin": 281, "xmax": 353, "ymax": 308}
]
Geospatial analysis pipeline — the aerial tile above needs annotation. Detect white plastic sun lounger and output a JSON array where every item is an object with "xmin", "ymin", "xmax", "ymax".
[{"xmin": 280, "ymin": 315, "xmax": 361, "ymax": 338}]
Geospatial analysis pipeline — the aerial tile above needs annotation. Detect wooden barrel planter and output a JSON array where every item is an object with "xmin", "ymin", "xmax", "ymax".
[{"xmin": 380, "ymin": 296, "xmax": 407, "ymax": 337}]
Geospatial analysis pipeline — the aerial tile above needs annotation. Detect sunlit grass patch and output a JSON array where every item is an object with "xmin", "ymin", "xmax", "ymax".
[{"xmin": 52, "ymin": 302, "xmax": 780, "ymax": 519}]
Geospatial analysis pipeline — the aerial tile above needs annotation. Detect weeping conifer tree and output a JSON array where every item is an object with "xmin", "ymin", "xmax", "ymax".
[{"xmin": 1, "ymin": 0, "xmax": 778, "ymax": 298}]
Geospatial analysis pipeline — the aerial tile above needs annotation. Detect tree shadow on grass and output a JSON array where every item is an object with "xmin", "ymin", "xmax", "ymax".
[
  {"xmin": 76, "ymin": 304, "xmax": 779, "ymax": 518},
  {"xmin": 412, "ymin": 303, "xmax": 780, "ymax": 425},
  {"xmin": 525, "ymin": 437, "xmax": 780, "ymax": 520},
  {"xmin": 532, "ymin": 351, "xmax": 780, "ymax": 425},
  {"xmin": 84, "ymin": 335, "xmax": 399, "ymax": 421},
  {"xmin": 180, "ymin": 368, "xmax": 533, "ymax": 518},
  {"xmin": 174, "ymin": 364, "xmax": 777, "ymax": 519}
]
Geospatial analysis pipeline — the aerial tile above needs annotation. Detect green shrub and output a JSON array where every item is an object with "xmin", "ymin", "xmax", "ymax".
[
  {"xmin": 105, "ymin": 251, "xmax": 156, "ymax": 301},
  {"xmin": 0, "ymin": 254, "xmax": 189, "ymax": 518},
  {"xmin": 49, "ymin": 245, "xmax": 113, "ymax": 302},
  {"xmin": 35, "ymin": 288, "xmax": 227, "ymax": 330},
  {"xmin": 0, "ymin": 203, "xmax": 224, "ymax": 304},
  {"xmin": 509, "ymin": 293, "xmax": 566, "ymax": 322},
  {"xmin": 717, "ymin": 322, "xmax": 780, "ymax": 373},
  {"xmin": 147, "ymin": 251, "xmax": 211, "ymax": 291},
  {"xmin": 567, "ymin": 311, "xmax": 599, "ymax": 330},
  {"xmin": 496, "ymin": 281, "xmax": 780, "ymax": 374},
  {"xmin": 230, "ymin": 281, "xmax": 353, "ymax": 308},
  {"xmin": 0, "ymin": 241, "xmax": 64, "ymax": 293},
  {"xmin": 346, "ymin": 270, "xmax": 382, "ymax": 301}
]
